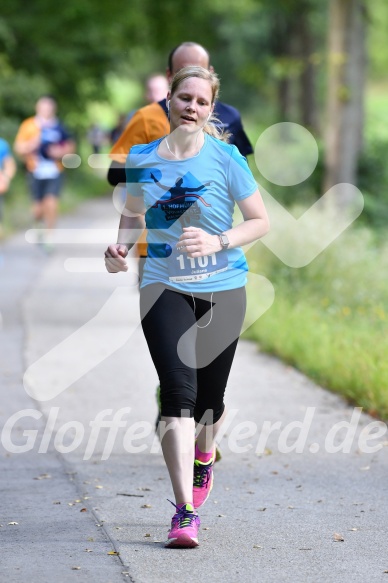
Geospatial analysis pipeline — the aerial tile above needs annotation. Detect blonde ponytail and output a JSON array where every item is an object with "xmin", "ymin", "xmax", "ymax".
[{"xmin": 204, "ymin": 114, "xmax": 230, "ymax": 143}]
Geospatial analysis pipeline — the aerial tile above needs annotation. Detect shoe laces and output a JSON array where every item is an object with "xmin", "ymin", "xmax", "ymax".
[
  {"xmin": 193, "ymin": 459, "xmax": 213, "ymax": 488},
  {"xmin": 168, "ymin": 499, "xmax": 198, "ymax": 529}
]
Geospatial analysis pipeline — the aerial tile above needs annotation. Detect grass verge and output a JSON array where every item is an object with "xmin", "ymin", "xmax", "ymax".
[{"xmin": 244, "ymin": 215, "xmax": 388, "ymax": 420}]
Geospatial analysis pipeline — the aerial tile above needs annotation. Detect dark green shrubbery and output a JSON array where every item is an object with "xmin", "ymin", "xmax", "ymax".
[{"xmin": 357, "ymin": 139, "xmax": 388, "ymax": 229}]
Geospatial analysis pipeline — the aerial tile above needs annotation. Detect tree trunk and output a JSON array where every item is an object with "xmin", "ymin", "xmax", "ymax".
[
  {"xmin": 278, "ymin": 76, "xmax": 293, "ymax": 120},
  {"xmin": 324, "ymin": 0, "xmax": 367, "ymax": 196},
  {"xmin": 297, "ymin": 11, "xmax": 318, "ymax": 132},
  {"xmin": 272, "ymin": 14, "xmax": 295, "ymax": 121}
]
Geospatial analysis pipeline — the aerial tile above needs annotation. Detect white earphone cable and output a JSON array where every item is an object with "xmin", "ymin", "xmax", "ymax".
[{"xmin": 191, "ymin": 292, "xmax": 214, "ymax": 329}]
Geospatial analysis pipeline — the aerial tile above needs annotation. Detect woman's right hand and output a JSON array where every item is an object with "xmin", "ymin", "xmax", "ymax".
[{"xmin": 104, "ymin": 244, "xmax": 129, "ymax": 272}]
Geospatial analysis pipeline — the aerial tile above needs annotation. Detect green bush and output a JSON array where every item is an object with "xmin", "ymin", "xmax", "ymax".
[
  {"xmin": 245, "ymin": 214, "xmax": 388, "ymax": 419},
  {"xmin": 357, "ymin": 139, "xmax": 388, "ymax": 229}
]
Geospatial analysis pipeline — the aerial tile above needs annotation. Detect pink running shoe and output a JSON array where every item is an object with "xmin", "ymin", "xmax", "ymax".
[
  {"xmin": 165, "ymin": 501, "xmax": 200, "ymax": 548},
  {"xmin": 193, "ymin": 454, "xmax": 215, "ymax": 509}
]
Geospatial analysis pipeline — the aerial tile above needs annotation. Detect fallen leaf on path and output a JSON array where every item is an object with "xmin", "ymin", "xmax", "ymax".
[
  {"xmin": 141, "ymin": 504, "xmax": 152, "ymax": 508},
  {"xmin": 71, "ymin": 567, "xmax": 81, "ymax": 570},
  {"xmin": 34, "ymin": 473, "xmax": 52, "ymax": 480},
  {"xmin": 84, "ymin": 549, "xmax": 93, "ymax": 553},
  {"xmin": 8, "ymin": 522, "xmax": 18, "ymax": 525},
  {"xmin": 256, "ymin": 448, "xmax": 272, "ymax": 457},
  {"xmin": 107, "ymin": 551, "xmax": 119, "ymax": 555},
  {"xmin": 253, "ymin": 545, "xmax": 262, "ymax": 549},
  {"xmin": 80, "ymin": 508, "xmax": 87, "ymax": 512},
  {"xmin": 333, "ymin": 533, "xmax": 344, "ymax": 542},
  {"xmin": 144, "ymin": 533, "xmax": 151, "ymax": 537}
]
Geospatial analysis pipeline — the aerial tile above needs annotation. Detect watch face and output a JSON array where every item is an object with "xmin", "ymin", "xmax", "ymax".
[{"xmin": 220, "ymin": 234, "xmax": 229, "ymax": 247}]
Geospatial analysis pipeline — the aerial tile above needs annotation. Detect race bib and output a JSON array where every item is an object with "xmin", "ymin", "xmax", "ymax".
[
  {"xmin": 33, "ymin": 158, "xmax": 60, "ymax": 179},
  {"xmin": 168, "ymin": 246, "xmax": 228, "ymax": 283}
]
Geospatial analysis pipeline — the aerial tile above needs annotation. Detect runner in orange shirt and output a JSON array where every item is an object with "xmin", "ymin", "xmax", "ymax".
[{"xmin": 14, "ymin": 96, "xmax": 75, "ymax": 247}]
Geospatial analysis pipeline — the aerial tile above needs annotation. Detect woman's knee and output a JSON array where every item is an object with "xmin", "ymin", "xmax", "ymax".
[
  {"xmin": 194, "ymin": 403, "xmax": 225, "ymax": 425},
  {"xmin": 159, "ymin": 369, "xmax": 197, "ymax": 417}
]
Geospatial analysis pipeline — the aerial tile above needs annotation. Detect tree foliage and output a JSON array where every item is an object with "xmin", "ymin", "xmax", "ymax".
[
  {"xmin": 0, "ymin": 0, "xmax": 329, "ymax": 127},
  {"xmin": 0, "ymin": 0, "xmax": 385, "ymax": 201}
]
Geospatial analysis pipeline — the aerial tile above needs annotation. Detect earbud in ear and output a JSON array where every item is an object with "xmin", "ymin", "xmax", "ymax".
[{"xmin": 167, "ymin": 100, "xmax": 170, "ymax": 109}]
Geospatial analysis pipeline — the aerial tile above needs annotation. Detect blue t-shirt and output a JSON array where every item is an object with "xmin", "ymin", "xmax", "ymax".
[
  {"xmin": 126, "ymin": 134, "xmax": 257, "ymax": 293},
  {"xmin": 0, "ymin": 138, "xmax": 11, "ymax": 170}
]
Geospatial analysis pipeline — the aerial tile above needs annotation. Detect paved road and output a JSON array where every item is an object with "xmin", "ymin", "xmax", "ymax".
[{"xmin": 1, "ymin": 197, "xmax": 387, "ymax": 583}]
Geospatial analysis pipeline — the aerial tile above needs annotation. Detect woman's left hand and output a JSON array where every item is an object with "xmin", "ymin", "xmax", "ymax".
[{"xmin": 177, "ymin": 227, "xmax": 222, "ymax": 258}]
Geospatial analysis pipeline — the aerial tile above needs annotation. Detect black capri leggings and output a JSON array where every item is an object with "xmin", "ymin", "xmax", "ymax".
[{"xmin": 140, "ymin": 283, "xmax": 246, "ymax": 424}]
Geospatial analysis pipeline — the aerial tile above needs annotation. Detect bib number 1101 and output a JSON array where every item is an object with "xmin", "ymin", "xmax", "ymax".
[{"xmin": 175, "ymin": 253, "xmax": 217, "ymax": 270}]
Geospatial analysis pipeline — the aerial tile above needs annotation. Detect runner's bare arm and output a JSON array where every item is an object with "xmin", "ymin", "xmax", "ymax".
[{"xmin": 104, "ymin": 193, "xmax": 146, "ymax": 273}]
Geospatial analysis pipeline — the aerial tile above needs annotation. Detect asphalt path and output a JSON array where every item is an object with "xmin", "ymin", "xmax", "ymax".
[{"xmin": 1, "ymin": 196, "xmax": 387, "ymax": 583}]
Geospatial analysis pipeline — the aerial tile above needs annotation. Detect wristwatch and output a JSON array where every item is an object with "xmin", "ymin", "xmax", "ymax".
[{"xmin": 218, "ymin": 233, "xmax": 230, "ymax": 249}]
